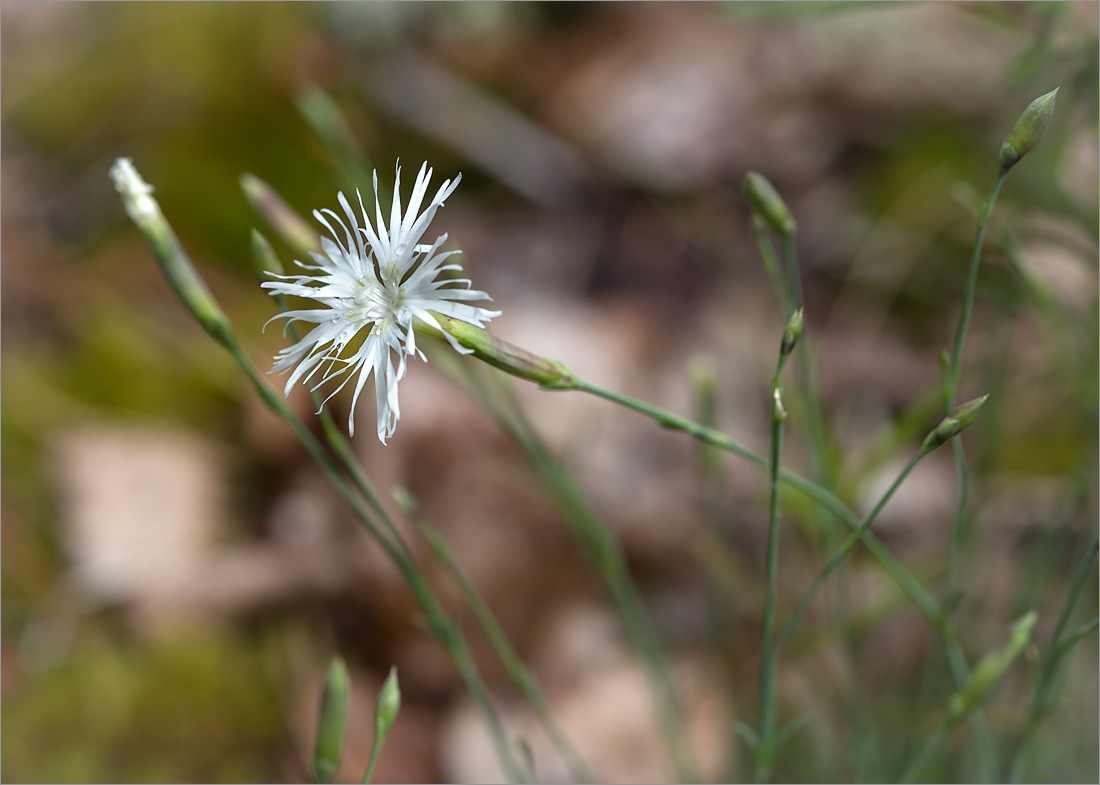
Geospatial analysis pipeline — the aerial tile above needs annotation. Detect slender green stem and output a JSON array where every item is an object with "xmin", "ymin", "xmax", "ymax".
[
  {"xmin": 901, "ymin": 723, "xmax": 951, "ymax": 784},
  {"xmin": 782, "ymin": 233, "xmax": 804, "ymax": 316},
  {"xmin": 945, "ymin": 168, "xmax": 1009, "ymax": 407},
  {"xmin": 755, "ymin": 353, "xmax": 791, "ymax": 783},
  {"xmin": 463, "ymin": 365, "xmax": 701, "ymax": 783},
  {"xmin": 223, "ymin": 339, "xmax": 528, "ymax": 784},
  {"xmin": 773, "ymin": 452, "xmax": 923, "ymax": 659},
  {"xmin": 751, "ymin": 215, "xmax": 791, "ymax": 316},
  {"xmin": 566, "ymin": 377, "xmax": 949, "ymax": 637},
  {"xmin": 362, "ymin": 736, "xmax": 383, "ymax": 784},
  {"xmin": 940, "ymin": 165, "xmax": 1009, "ymax": 782},
  {"xmin": 942, "ymin": 166, "xmax": 1008, "ymax": 601},
  {"xmin": 414, "ymin": 514, "xmax": 595, "ymax": 783},
  {"xmin": 1008, "ymin": 536, "xmax": 1098, "ymax": 782}
]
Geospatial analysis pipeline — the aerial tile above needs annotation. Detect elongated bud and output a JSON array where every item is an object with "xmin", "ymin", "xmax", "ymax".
[
  {"xmin": 781, "ymin": 308, "xmax": 804, "ymax": 357},
  {"xmin": 110, "ymin": 158, "xmax": 233, "ymax": 348},
  {"xmin": 999, "ymin": 88, "xmax": 1059, "ymax": 171},
  {"xmin": 743, "ymin": 171, "xmax": 797, "ymax": 238},
  {"xmin": 948, "ymin": 611, "xmax": 1037, "ymax": 724},
  {"xmin": 241, "ymin": 173, "xmax": 321, "ymax": 257},
  {"xmin": 374, "ymin": 666, "xmax": 401, "ymax": 746},
  {"xmin": 312, "ymin": 656, "xmax": 351, "ymax": 784},
  {"xmin": 919, "ymin": 394, "xmax": 989, "ymax": 456},
  {"xmin": 414, "ymin": 315, "xmax": 577, "ymax": 389},
  {"xmin": 251, "ymin": 228, "xmax": 285, "ymax": 281}
]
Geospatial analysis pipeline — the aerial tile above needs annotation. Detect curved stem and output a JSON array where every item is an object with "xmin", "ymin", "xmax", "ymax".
[
  {"xmin": 1008, "ymin": 536, "xmax": 1098, "ymax": 782},
  {"xmin": 774, "ymin": 452, "xmax": 922, "ymax": 660},
  {"xmin": 224, "ymin": 339, "xmax": 528, "ymax": 784},
  {"xmin": 567, "ymin": 377, "xmax": 948, "ymax": 636}
]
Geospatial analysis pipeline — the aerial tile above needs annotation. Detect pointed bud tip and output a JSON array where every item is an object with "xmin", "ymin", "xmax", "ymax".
[
  {"xmin": 743, "ymin": 171, "xmax": 797, "ymax": 237},
  {"xmin": 781, "ymin": 308, "xmax": 804, "ymax": 356},
  {"xmin": 1001, "ymin": 88, "xmax": 1060, "ymax": 170}
]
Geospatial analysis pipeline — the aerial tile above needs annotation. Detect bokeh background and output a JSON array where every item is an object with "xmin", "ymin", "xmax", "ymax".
[{"xmin": 2, "ymin": 2, "xmax": 1097, "ymax": 782}]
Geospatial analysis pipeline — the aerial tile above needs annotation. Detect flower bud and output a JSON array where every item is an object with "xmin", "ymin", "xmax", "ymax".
[
  {"xmin": 919, "ymin": 395, "xmax": 989, "ymax": 456},
  {"xmin": 948, "ymin": 610, "xmax": 1037, "ymax": 724},
  {"xmin": 374, "ymin": 666, "xmax": 401, "ymax": 746},
  {"xmin": 781, "ymin": 308, "xmax": 804, "ymax": 357},
  {"xmin": 241, "ymin": 172, "xmax": 321, "ymax": 257},
  {"xmin": 110, "ymin": 158, "xmax": 233, "ymax": 348},
  {"xmin": 250, "ymin": 229, "xmax": 285, "ymax": 281},
  {"xmin": 999, "ymin": 88, "xmax": 1059, "ymax": 171},
  {"xmin": 743, "ymin": 171, "xmax": 797, "ymax": 238},
  {"xmin": 312, "ymin": 656, "xmax": 350, "ymax": 784},
  {"xmin": 414, "ymin": 315, "xmax": 577, "ymax": 389}
]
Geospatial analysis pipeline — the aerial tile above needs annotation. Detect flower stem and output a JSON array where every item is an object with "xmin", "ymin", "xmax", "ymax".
[
  {"xmin": 410, "ymin": 509, "xmax": 595, "ymax": 784},
  {"xmin": 566, "ymin": 377, "xmax": 948, "ymax": 637},
  {"xmin": 222, "ymin": 338, "xmax": 528, "ymax": 783},
  {"xmin": 773, "ymin": 451, "xmax": 923, "ymax": 663},
  {"xmin": 754, "ymin": 345, "xmax": 792, "ymax": 782},
  {"xmin": 1008, "ymin": 535, "xmax": 1098, "ymax": 782},
  {"xmin": 940, "ymin": 164, "xmax": 1010, "ymax": 782},
  {"xmin": 458, "ymin": 364, "xmax": 702, "ymax": 783},
  {"xmin": 900, "ymin": 723, "xmax": 951, "ymax": 784}
]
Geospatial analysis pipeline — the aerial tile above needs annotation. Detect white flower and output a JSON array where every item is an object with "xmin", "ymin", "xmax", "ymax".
[{"xmin": 262, "ymin": 162, "xmax": 500, "ymax": 443}]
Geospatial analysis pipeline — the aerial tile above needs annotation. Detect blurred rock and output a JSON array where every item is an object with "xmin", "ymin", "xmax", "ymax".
[
  {"xmin": 54, "ymin": 425, "xmax": 362, "ymax": 632},
  {"xmin": 56, "ymin": 426, "xmax": 223, "ymax": 604}
]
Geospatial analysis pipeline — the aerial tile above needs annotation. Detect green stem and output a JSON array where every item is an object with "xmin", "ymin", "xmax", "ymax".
[
  {"xmin": 362, "ymin": 737, "xmax": 383, "ymax": 784},
  {"xmin": 223, "ymin": 339, "xmax": 528, "ymax": 784},
  {"xmin": 773, "ymin": 452, "xmax": 923, "ymax": 661},
  {"xmin": 755, "ymin": 353, "xmax": 790, "ymax": 783},
  {"xmin": 782, "ymin": 233, "xmax": 804, "ymax": 315},
  {"xmin": 945, "ymin": 167, "xmax": 1009, "ymax": 406},
  {"xmin": 466, "ymin": 366, "xmax": 701, "ymax": 783},
  {"xmin": 751, "ymin": 215, "xmax": 791, "ymax": 316},
  {"xmin": 901, "ymin": 723, "xmax": 951, "ymax": 784},
  {"xmin": 414, "ymin": 515, "xmax": 595, "ymax": 783},
  {"xmin": 941, "ymin": 165, "xmax": 1009, "ymax": 782},
  {"xmin": 1008, "ymin": 536, "xmax": 1098, "ymax": 782},
  {"xmin": 566, "ymin": 377, "xmax": 948, "ymax": 637}
]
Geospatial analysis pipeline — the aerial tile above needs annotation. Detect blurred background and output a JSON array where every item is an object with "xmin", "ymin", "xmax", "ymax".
[{"xmin": 2, "ymin": 2, "xmax": 1097, "ymax": 782}]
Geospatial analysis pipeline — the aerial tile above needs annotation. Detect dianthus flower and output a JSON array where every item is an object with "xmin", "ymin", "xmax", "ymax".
[{"xmin": 262, "ymin": 163, "xmax": 499, "ymax": 442}]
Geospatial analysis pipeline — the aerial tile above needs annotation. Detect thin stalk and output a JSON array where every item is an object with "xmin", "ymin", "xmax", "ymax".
[
  {"xmin": 751, "ymin": 215, "xmax": 791, "ymax": 316},
  {"xmin": 901, "ymin": 723, "xmax": 951, "ymax": 784},
  {"xmin": 940, "ymin": 166, "xmax": 1010, "ymax": 782},
  {"xmin": 362, "ymin": 737, "xmax": 382, "ymax": 784},
  {"xmin": 1008, "ymin": 536, "xmax": 1099, "ymax": 782},
  {"xmin": 223, "ymin": 338, "xmax": 528, "ymax": 784},
  {"xmin": 942, "ymin": 166, "xmax": 1009, "ymax": 603},
  {"xmin": 566, "ymin": 377, "xmax": 949, "ymax": 637},
  {"xmin": 413, "ymin": 514, "xmax": 594, "ymax": 783},
  {"xmin": 465, "ymin": 365, "xmax": 701, "ymax": 784},
  {"xmin": 782, "ymin": 235, "xmax": 835, "ymax": 492},
  {"xmin": 754, "ymin": 350, "xmax": 792, "ymax": 783},
  {"xmin": 944, "ymin": 167, "xmax": 1009, "ymax": 406},
  {"xmin": 773, "ymin": 451, "xmax": 923, "ymax": 661}
]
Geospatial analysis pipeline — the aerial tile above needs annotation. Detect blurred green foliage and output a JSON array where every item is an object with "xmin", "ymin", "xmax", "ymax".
[{"xmin": 2, "ymin": 631, "xmax": 287, "ymax": 784}]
